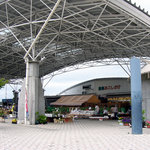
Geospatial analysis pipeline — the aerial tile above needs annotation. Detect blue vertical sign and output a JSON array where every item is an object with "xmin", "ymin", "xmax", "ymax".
[{"xmin": 130, "ymin": 57, "xmax": 142, "ymax": 134}]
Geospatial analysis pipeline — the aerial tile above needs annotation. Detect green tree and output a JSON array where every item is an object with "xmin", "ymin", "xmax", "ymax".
[{"xmin": 0, "ymin": 78, "xmax": 8, "ymax": 89}]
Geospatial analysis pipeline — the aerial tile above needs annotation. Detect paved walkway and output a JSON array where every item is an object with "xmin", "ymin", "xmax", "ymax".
[{"xmin": 0, "ymin": 119, "xmax": 150, "ymax": 150}]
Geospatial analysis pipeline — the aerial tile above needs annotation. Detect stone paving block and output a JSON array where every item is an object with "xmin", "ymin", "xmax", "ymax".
[{"xmin": 0, "ymin": 119, "xmax": 150, "ymax": 150}]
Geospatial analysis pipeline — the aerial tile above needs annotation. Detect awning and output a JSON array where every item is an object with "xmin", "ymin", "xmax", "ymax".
[{"xmin": 51, "ymin": 95, "xmax": 100, "ymax": 106}]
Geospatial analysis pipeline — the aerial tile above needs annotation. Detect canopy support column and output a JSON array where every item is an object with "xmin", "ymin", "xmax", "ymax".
[
  {"xmin": 130, "ymin": 57, "xmax": 142, "ymax": 134},
  {"xmin": 18, "ymin": 61, "xmax": 45, "ymax": 125}
]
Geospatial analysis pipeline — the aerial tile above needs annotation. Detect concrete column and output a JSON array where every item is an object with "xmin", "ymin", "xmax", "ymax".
[
  {"xmin": 28, "ymin": 62, "xmax": 39, "ymax": 124},
  {"xmin": 18, "ymin": 61, "xmax": 45, "ymax": 125},
  {"xmin": 130, "ymin": 57, "xmax": 142, "ymax": 134}
]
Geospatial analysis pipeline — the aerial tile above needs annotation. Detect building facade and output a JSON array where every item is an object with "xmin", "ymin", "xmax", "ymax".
[
  {"xmin": 60, "ymin": 78, "xmax": 130, "ymax": 98},
  {"xmin": 59, "ymin": 75, "xmax": 150, "ymax": 121}
]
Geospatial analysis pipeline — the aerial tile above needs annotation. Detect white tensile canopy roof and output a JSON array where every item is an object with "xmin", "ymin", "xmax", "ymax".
[{"xmin": 0, "ymin": 0, "xmax": 150, "ymax": 79}]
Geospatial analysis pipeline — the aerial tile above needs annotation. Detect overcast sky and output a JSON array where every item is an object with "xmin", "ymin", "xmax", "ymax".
[{"xmin": 0, "ymin": 0, "xmax": 150, "ymax": 101}]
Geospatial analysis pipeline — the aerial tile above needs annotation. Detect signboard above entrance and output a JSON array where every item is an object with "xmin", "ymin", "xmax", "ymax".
[{"xmin": 98, "ymin": 85, "xmax": 121, "ymax": 91}]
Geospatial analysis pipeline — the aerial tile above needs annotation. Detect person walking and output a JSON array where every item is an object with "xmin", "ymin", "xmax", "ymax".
[
  {"xmin": 95, "ymin": 105, "xmax": 100, "ymax": 115},
  {"xmin": 113, "ymin": 105, "xmax": 118, "ymax": 119}
]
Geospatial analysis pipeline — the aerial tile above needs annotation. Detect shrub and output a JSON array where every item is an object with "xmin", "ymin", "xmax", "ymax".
[
  {"xmin": 36, "ymin": 112, "xmax": 47, "ymax": 124},
  {"xmin": 142, "ymin": 110, "xmax": 146, "ymax": 121}
]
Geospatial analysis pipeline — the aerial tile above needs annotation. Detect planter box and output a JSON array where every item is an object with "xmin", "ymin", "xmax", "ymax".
[
  {"xmin": 123, "ymin": 123, "xmax": 130, "ymax": 126},
  {"xmin": 64, "ymin": 118, "xmax": 73, "ymax": 123},
  {"xmin": 54, "ymin": 119, "xmax": 59, "ymax": 123},
  {"xmin": 54, "ymin": 119, "xmax": 64, "ymax": 124}
]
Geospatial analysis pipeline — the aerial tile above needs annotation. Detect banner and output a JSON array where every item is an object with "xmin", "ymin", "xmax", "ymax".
[{"xmin": 25, "ymin": 89, "xmax": 29, "ymax": 117}]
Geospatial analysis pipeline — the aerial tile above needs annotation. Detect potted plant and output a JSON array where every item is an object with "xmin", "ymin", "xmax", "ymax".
[
  {"xmin": 0, "ymin": 111, "xmax": 5, "ymax": 123},
  {"xmin": 142, "ymin": 110, "xmax": 146, "ymax": 128},
  {"xmin": 0, "ymin": 108, "xmax": 6, "ymax": 123},
  {"xmin": 118, "ymin": 117, "xmax": 123, "ymax": 125},
  {"xmin": 145, "ymin": 121, "xmax": 150, "ymax": 128},
  {"xmin": 12, "ymin": 118, "xmax": 17, "ymax": 124},
  {"xmin": 0, "ymin": 111, "xmax": 4, "ymax": 117},
  {"xmin": 122, "ymin": 118, "xmax": 131, "ymax": 126},
  {"xmin": 58, "ymin": 117, "xmax": 64, "ymax": 124}
]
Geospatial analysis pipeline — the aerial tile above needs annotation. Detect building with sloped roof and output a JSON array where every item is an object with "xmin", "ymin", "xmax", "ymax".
[{"xmin": 51, "ymin": 94, "xmax": 100, "ymax": 107}]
